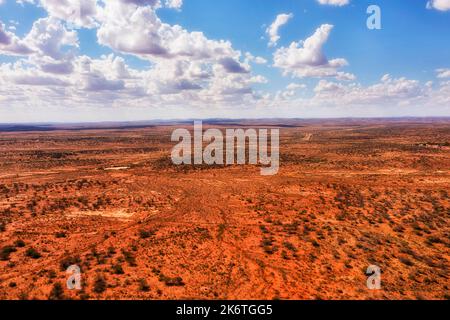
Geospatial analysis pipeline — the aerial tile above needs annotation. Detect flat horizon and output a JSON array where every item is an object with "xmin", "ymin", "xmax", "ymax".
[{"xmin": 1, "ymin": 116, "xmax": 450, "ymax": 126}]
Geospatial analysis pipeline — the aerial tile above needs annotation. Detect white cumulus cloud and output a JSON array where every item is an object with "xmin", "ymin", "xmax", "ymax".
[
  {"xmin": 165, "ymin": 0, "xmax": 182, "ymax": 9},
  {"xmin": 96, "ymin": 1, "xmax": 239, "ymax": 62},
  {"xmin": 427, "ymin": 0, "xmax": 450, "ymax": 11},
  {"xmin": 266, "ymin": 13, "xmax": 293, "ymax": 47},
  {"xmin": 37, "ymin": 0, "xmax": 99, "ymax": 28},
  {"xmin": 436, "ymin": 68, "xmax": 450, "ymax": 78},
  {"xmin": 0, "ymin": 22, "xmax": 33, "ymax": 56},
  {"xmin": 273, "ymin": 24, "xmax": 354, "ymax": 80},
  {"xmin": 313, "ymin": 74, "xmax": 424, "ymax": 106},
  {"xmin": 317, "ymin": 0, "xmax": 350, "ymax": 7}
]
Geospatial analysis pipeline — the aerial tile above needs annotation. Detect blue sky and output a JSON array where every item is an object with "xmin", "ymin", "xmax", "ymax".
[
  {"xmin": 0, "ymin": 0, "xmax": 449, "ymax": 122},
  {"xmin": 161, "ymin": 0, "xmax": 450, "ymax": 84}
]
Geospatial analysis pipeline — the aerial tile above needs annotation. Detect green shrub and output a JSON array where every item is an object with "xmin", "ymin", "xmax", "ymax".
[
  {"xmin": 139, "ymin": 230, "xmax": 155, "ymax": 239},
  {"xmin": 59, "ymin": 256, "xmax": 81, "ymax": 271},
  {"xmin": 112, "ymin": 264, "xmax": 124, "ymax": 275},
  {"xmin": 14, "ymin": 240, "xmax": 26, "ymax": 248},
  {"xmin": 25, "ymin": 248, "xmax": 41, "ymax": 259},
  {"xmin": 0, "ymin": 246, "xmax": 17, "ymax": 261},
  {"xmin": 138, "ymin": 279, "xmax": 150, "ymax": 292},
  {"xmin": 48, "ymin": 283, "xmax": 64, "ymax": 300},
  {"xmin": 93, "ymin": 275, "xmax": 107, "ymax": 294},
  {"xmin": 159, "ymin": 274, "xmax": 185, "ymax": 287},
  {"xmin": 122, "ymin": 250, "xmax": 137, "ymax": 267}
]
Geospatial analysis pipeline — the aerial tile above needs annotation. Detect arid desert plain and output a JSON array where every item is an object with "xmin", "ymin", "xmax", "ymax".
[{"xmin": 0, "ymin": 119, "xmax": 448, "ymax": 300}]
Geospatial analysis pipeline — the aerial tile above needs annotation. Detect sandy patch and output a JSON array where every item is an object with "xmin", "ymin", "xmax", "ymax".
[
  {"xmin": 303, "ymin": 133, "xmax": 313, "ymax": 141},
  {"xmin": 104, "ymin": 167, "xmax": 130, "ymax": 171},
  {"xmin": 68, "ymin": 209, "xmax": 135, "ymax": 220}
]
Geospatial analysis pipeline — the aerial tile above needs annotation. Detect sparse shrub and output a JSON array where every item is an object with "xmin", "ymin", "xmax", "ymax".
[
  {"xmin": 260, "ymin": 236, "xmax": 278, "ymax": 254},
  {"xmin": 79, "ymin": 293, "xmax": 90, "ymax": 300},
  {"xmin": 138, "ymin": 279, "xmax": 150, "ymax": 292},
  {"xmin": 55, "ymin": 232, "xmax": 67, "ymax": 238},
  {"xmin": 93, "ymin": 275, "xmax": 107, "ymax": 294},
  {"xmin": 107, "ymin": 246, "xmax": 116, "ymax": 256},
  {"xmin": 195, "ymin": 227, "xmax": 212, "ymax": 240},
  {"xmin": 259, "ymin": 225, "xmax": 269, "ymax": 234},
  {"xmin": 93, "ymin": 197, "xmax": 105, "ymax": 210},
  {"xmin": 399, "ymin": 257, "xmax": 414, "ymax": 267},
  {"xmin": 283, "ymin": 241, "xmax": 297, "ymax": 252},
  {"xmin": 25, "ymin": 248, "xmax": 41, "ymax": 259},
  {"xmin": 311, "ymin": 239, "xmax": 320, "ymax": 248},
  {"xmin": 426, "ymin": 236, "xmax": 442, "ymax": 246},
  {"xmin": 217, "ymin": 224, "xmax": 226, "ymax": 239},
  {"xmin": 152, "ymin": 267, "xmax": 161, "ymax": 275},
  {"xmin": 139, "ymin": 229, "xmax": 155, "ymax": 239},
  {"xmin": 112, "ymin": 263, "xmax": 124, "ymax": 275},
  {"xmin": 14, "ymin": 240, "xmax": 25, "ymax": 248},
  {"xmin": 60, "ymin": 256, "xmax": 81, "ymax": 271},
  {"xmin": 48, "ymin": 270, "xmax": 57, "ymax": 279},
  {"xmin": 261, "ymin": 238, "xmax": 273, "ymax": 247},
  {"xmin": 122, "ymin": 250, "xmax": 137, "ymax": 267},
  {"xmin": 263, "ymin": 246, "xmax": 278, "ymax": 254},
  {"xmin": 159, "ymin": 274, "xmax": 185, "ymax": 287},
  {"xmin": 48, "ymin": 282, "xmax": 64, "ymax": 300},
  {"xmin": 282, "ymin": 222, "xmax": 298, "ymax": 234},
  {"xmin": 336, "ymin": 212, "xmax": 346, "ymax": 221},
  {"xmin": 77, "ymin": 196, "xmax": 89, "ymax": 207},
  {"xmin": 0, "ymin": 246, "xmax": 17, "ymax": 261}
]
